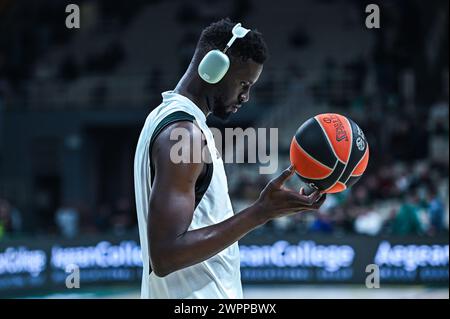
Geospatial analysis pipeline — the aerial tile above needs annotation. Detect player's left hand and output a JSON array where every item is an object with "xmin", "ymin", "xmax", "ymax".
[{"xmin": 254, "ymin": 165, "xmax": 327, "ymax": 222}]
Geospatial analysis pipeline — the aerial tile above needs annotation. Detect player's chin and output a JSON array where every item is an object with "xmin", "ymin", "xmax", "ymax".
[
  {"xmin": 223, "ymin": 105, "xmax": 239, "ymax": 117},
  {"xmin": 213, "ymin": 110, "xmax": 233, "ymax": 122}
]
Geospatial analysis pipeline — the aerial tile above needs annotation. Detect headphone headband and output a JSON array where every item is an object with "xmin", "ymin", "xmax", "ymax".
[{"xmin": 223, "ymin": 23, "xmax": 251, "ymax": 53}]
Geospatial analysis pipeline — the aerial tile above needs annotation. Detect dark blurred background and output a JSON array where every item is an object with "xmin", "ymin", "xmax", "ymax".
[
  {"xmin": 0, "ymin": 0, "xmax": 448, "ymax": 299},
  {"xmin": 0, "ymin": 0, "xmax": 448, "ymax": 241}
]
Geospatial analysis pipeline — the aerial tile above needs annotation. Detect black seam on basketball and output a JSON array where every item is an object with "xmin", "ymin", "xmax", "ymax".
[
  {"xmin": 295, "ymin": 158, "xmax": 338, "ymax": 180},
  {"xmin": 300, "ymin": 161, "xmax": 345, "ymax": 190},
  {"xmin": 344, "ymin": 116, "xmax": 353, "ymax": 163},
  {"xmin": 324, "ymin": 181, "xmax": 337, "ymax": 192},
  {"xmin": 345, "ymin": 147, "xmax": 368, "ymax": 182},
  {"xmin": 325, "ymin": 159, "xmax": 350, "ymax": 192},
  {"xmin": 295, "ymin": 118, "xmax": 337, "ymax": 167},
  {"xmin": 314, "ymin": 116, "xmax": 342, "ymax": 164},
  {"xmin": 340, "ymin": 118, "xmax": 366, "ymax": 186},
  {"xmin": 324, "ymin": 131, "xmax": 352, "ymax": 192},
  {"xmin": 293, "ymin": 138, "xmax": 334, "ymax": 171},
  {"xmin": 345, "ymin": 176, "xmax": 362, "ymax": 189},
  {"xmin": 341, "ymin": 117, "xmax": 354, "ymax": 184}
]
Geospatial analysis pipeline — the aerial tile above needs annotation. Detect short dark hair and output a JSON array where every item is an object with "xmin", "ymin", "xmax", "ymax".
[{"xmin": 197, "ymin": 18, "xmax": 269, "ymax": 64}]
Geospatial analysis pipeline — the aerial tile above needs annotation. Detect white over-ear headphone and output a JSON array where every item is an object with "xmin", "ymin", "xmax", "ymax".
[{"xmin": 198, "ymin": 23, "xmax": 251, "ymax": 84}]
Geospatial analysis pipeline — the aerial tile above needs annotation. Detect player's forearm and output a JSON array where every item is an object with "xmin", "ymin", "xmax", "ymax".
[{"xmin": 151, "ymin": 202, "xmax": 266, "ymax": 277}]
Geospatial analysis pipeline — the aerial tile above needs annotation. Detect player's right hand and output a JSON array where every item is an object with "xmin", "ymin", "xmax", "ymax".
[{"xmin": 254, "ymin": 165, "xmax": 326, "ymax": 222}]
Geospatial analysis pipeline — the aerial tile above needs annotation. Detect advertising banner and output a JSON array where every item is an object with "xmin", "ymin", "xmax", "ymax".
[{"xmin": 0, "ymin": 234, "xmax": 448, "ymax": 297}]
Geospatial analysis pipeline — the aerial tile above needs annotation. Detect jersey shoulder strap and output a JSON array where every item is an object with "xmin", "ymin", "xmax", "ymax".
[{"xmin": 149, "ymin": 111, "xmax": 213, "ymax": 209}]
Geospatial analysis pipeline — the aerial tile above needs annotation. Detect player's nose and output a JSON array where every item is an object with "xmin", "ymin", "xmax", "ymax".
[{"xmin": 239, "ymin": 93, "xmax": 249, "ymax": 104}]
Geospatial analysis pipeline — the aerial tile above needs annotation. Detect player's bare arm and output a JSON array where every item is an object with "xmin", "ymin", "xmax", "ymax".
[{"xmin": 149, "ymin": 122, "xmax": 326, "ymax": 277}]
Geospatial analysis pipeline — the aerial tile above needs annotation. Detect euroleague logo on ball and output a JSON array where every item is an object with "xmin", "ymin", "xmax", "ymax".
[
  {"xmin": 322, "ymin": 115, "xmax": 348, "ymax": 142},
  {"xmin": 356, "ymin": 137, "xmax": 365, "ymax": 151},
  {"xmin": 355, "ymin": 125, "xmax": 366, "ymax": 151}
]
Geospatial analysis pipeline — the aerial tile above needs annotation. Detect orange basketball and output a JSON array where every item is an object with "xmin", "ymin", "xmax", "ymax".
[{"xmin": 290, "ymin": 113, "xmax": 369, "ymax": 194}]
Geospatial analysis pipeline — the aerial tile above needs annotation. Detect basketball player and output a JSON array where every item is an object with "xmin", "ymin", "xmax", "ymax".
[{"xmin": 134, "ymin": 18, "xmax": 325, "ymax": 299}]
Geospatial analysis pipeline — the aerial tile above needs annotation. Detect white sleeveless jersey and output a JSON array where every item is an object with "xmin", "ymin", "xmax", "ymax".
[{"xmin": 134, "ymin": 91, "xmax": 243, "ymax": 299}]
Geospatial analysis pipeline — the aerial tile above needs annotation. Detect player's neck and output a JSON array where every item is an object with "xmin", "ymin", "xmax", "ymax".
[{"xmin": 174, "ymin": 69, "xmax": 212, "ymax": 117}]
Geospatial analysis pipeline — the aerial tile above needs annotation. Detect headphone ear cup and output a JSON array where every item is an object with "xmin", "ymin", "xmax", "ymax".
[{"xmin": 198, "ymin": 50, "xmax": 230, "ymax": 84}]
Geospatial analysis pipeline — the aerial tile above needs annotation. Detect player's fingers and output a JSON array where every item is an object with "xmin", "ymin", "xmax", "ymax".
[
  {"xmin": 299, "ymin": 187, "xmax": 305, "ymax": 195},
  {"xmin": 310, "ymin": 193, "xmax": 327, "ymax": 209},
  {"xmin": 306, "ymin": 189, "xmax": 322, "ymax": 204},
  {"xmin": 286, "ymin": 189, "xmax": 322, "ymax": 206},
  {"xmin": 298, "ymin": 189, "xmax": 322, "ymax": 205},
  {"xmin": 291, "ymin": 194, "xmax": 326, "ymax": 212},
  {"xmin": 299, "ymin": 186, "xmax": 318, "ymax": 196},
  {"xmin": 270, "ymin": 165, "xmax": 295, "ymax": 188},
  {"xmin": 285, "ymin": 189, "xmax": 311, "ymax": 201}
]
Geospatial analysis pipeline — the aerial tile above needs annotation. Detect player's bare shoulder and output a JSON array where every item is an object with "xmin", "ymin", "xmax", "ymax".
[{"xmin": 151, "ymin": 121, "xmax": 206, "ymax": 181}]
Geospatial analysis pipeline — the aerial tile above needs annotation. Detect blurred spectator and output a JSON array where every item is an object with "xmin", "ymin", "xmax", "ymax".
[
  {"xmin": 0, "ymin": 198, "xmax": 12, "ymax": 239},
  {"xmin": 10, "ymin": 202, "xmax": 22, "ymax": 233},
  {"xmin": 308, "ymin": 212, "xmax": 333, "ymax": 234},
  {"xmin": 0, "ymin": 0, "xmax": 447, "ymax": 239},
  {"xmin": 380, "ymin": 208, "xmax": 399, "ymax": 235},
  {"xmin": 391, "ymin": 191, "xmax": 424, "ymax": 236},
  {"xmin": 428, "ymin": 95, "xmax": 449, "ymax": 165},
  {"xmin": 272, "ymin": 215, "xmax": 294, "ymax": 234},
  {"xmin": 427, "ymin": 187, "xmax": 445, "ymax": 235},
  {"xmin": 95, "ymin": 203, "xmax": 113, "ymax": 233},
  {"xmin": 55, "ymin": 204, "xmax": 80, "ymax": 238},
  {"xmin": 0, "ymin": 198, "xmax": 23, "ymax": 239},
  {"xmin": 354, "ymin": 205, "xmax": 383, "ymax": 236},
  {"xmin": 112, "ymin": 197, "xmax": 134, "ymax": 235}
]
